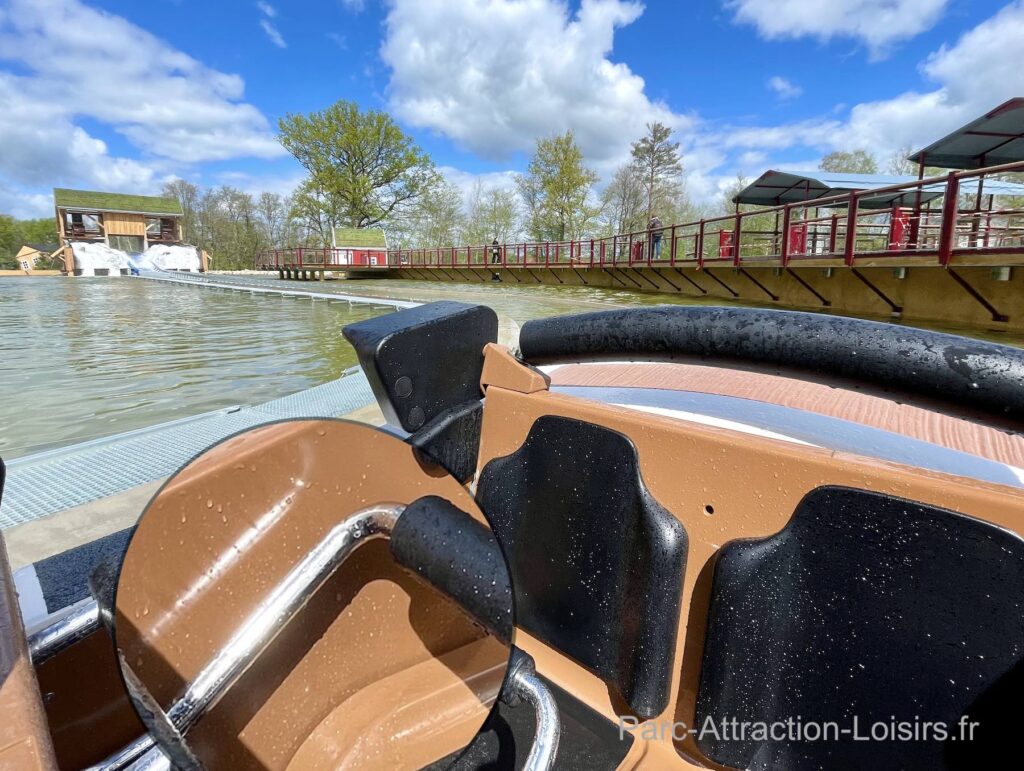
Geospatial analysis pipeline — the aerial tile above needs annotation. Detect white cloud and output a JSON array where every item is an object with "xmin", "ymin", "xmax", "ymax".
[
  {"xmin": 686, "ymin": 0, "xmax": 1024, "ymax": 200},
  {"xmin": 260, "ymin": 19, "xmax": 287, "ymax": 48},
  {"xmin": 766, "ymin": 76, "xmax": 801, "ymax": 100},
  {"xmin": 341, "ymin": 0, "xmax": 366, "ymax": 12},
  {"xmin": 257, "ymin": 1, "xmax": 285, "ymax": 47},
  {"xmin": 438, "ymin": 165, "xmax": 519, "ymax": 202},
  {"xmin": 0, "ymin": 0, "xmax": 283, "ymax": 214},
  {"xmin": 728, "ymin": 0, "xmax": 950, "ymax": 57},
  {"xmin": 381, "ymin": 0, "xmax": 690, "ymax": 174}
]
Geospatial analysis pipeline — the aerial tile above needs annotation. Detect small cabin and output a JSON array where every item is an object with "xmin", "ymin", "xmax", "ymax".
[
  {"xmin": 331, "ymin": 227, "xmax": 388, "ymax": 266},
  {"xmin": 14, "ymin": 243, "xmax": 60, "ymax": 272}
]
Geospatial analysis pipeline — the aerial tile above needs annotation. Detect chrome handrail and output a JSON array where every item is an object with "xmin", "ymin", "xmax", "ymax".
[
  {"xmin": 81, "ymin": 501, "xmax": 560, "ymax": 769},
  {"xmin": 28, "ymin": 598, "xmax": 101, "ymax": 664}
]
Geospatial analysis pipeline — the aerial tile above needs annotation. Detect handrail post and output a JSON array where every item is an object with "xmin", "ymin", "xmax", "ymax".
[
  {"xmin": 732, "ymin": 212, "xmax": 742, "ymax": 267},
  {"xmin": 829, "ymin": 214, "xmax": 838, "ymax": 255},
  {"xmin": 938, "ymin": 172, "xmax": 960, "ymax": 266},
  {"xmin": 843, "ymin": 192, "xmax": 859, "ymax": 265},
  {"xmin": 780, "ymin": 205, "xmax": 792, "ymax": 266},
  {"xmin": 669, "ymin": 224, "xmax": 677, "ymax": 265},
  {"xmin": 696, "ymin": 220, "xmax": 705, "ymax": 268},
  {"xmin": 589, "ymin": 239, "xmax": 594, "ymax": 268}
]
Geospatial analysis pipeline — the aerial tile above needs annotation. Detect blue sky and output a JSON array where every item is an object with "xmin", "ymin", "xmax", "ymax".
[{"xmin": 0, "ymin": 0, "xmax": 1021, "ymax": 217}]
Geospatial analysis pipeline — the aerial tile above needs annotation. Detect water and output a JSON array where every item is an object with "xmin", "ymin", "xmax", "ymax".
[
  {"xmin": 0, "ymin": 278, "xmax": 386, "ymax": 458},
  {"xmin": 3, "ymin": 275, "xmax": 1022, "ymax": 459}
]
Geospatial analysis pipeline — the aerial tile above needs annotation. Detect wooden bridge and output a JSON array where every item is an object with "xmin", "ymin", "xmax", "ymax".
[{"xmin": 258, "ymin": 102, "xmax": 1024, "ymax": 335}]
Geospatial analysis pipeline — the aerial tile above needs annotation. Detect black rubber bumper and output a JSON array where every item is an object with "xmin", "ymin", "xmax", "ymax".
[
  {"xmin": 519, "ymin": 305, "xmax": 1024, "ymax": 425},
  {"xmin": 390, "ymin": 495, "xmax": 513, "ymax": 643}
]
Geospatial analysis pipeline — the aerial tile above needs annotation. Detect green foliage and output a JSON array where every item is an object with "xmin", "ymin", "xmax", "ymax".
[
  {"xmin": 0, "ymin": 214, "xmax": 58, "ymax": 266},
  {"xmin": 404, "ymin": 177, "xmax": 465, "ymax": 248},
  {"xmin": 462, "ymin": 182, "xmax": 520, "ymax": 244},
  {"xmin": 630, "ymin": 122, "xmax": 683, "ymax": 222},
  {"xmin": 278, "ymin": 100, "xmax": 437, "ymax": 229},
  {"xmin": 516, "ymin": 131, "xmax": 599, "ymax": 241},
  {"xmin": 161, "ymin": 181, "xmax": 304, "ymax": 270},
  {"xmin": 600, "ymin": 163, "xmax": 647, "ymax": 235},
  {"xmin": 819, "ymin": 149, "xmax": 879, "ymax": 174}
]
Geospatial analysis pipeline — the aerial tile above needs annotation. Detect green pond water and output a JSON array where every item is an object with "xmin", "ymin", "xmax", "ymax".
[{"xmin": 2, "ymin": 275, "xmax": 1021, "ymax": 459}]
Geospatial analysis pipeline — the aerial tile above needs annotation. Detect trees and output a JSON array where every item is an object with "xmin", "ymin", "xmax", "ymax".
[
  {"xmin": 516, "ymin": 131, "xmax": 598, "ymax": 242},
  {"xmin": 278, "ymin": 100, "xmax": 437, "ymax": 230},
  {"xmin": 161, "ymin": 179, "xmax": 200, "ymax": 244},
  {"xmin": 819, "ymin": 150, "xmax": 879, "ymax": 174},
  {"xmin": 0, "ymin": 214, "xmax": 57, "ymax": 266},
  {"xmin": 630, "ymin": 122, "xmax": 683, "ymax": 222},
  {"xmin": 405, "ymin": 177, "xmax": 465, "ymax": 248},
  {"xmin": 463, "ymin": 182, "xmax": 520, "ymax": 244},
  {"xmin": 600, "ymin": 163, "xmax": 647, "ymax": 235}
]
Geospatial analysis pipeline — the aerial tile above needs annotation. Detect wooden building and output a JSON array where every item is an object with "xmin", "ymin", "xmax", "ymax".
[
  {"xmin": 54, "ymin": 188, "xmax": 186, "ymax": 272},
  {"xmin": 331, "ymin": 226, "xmax": 388, "ymax": 266},
  {"xmin": 14, "ymin": 243, "xmax": 60, "ymax": 272}
]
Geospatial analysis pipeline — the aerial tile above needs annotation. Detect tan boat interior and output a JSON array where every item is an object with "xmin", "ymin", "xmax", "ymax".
[{"xmin": 2, "ymin": 340, "xmax": 1022, "ymax": 769}]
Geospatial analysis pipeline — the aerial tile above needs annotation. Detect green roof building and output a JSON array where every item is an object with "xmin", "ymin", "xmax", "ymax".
[
  {"xmin": 53, "ymin": 188, "xmax": 183, "ymax": 216},
  {"xmin": 332, "ymin": 226, "xmax": 388, "ymax": 249}
]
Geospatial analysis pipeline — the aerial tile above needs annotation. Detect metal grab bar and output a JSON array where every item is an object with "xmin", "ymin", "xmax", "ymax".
[
  {"xmin": 105, "ymin": 503, "xmax": 404, "ymax": 768},
  {"xmin": 28, "ymin": 598, "xmax": 101, "ymax": 664},
  {"xmin": 502, "ymin": 649, "xmax": 561, "ymax": 771},
  {"xmin": 74, "ymin": 499, "xmax": 558, "ymax": 770}
]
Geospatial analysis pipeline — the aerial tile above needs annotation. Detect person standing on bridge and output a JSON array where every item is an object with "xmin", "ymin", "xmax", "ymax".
[
  {"xmin": 490, "ymin": 238, "xmax": 501, "ymax": 264},
  {"xmin": 648, "ymin": 215, "xmax": 664, "ymax": 260}
]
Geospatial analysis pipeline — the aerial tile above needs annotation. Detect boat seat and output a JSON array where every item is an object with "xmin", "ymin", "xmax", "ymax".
[
  {"xmin": 695, "ymin": 485, "xmax": 1024, "ymax": 770},
  {"xmin": 477, "ymin": 414, "xmax": 688, "ymax": 720}
]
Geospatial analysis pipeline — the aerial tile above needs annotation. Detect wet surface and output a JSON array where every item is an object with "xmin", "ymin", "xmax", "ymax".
[{"xmin": 4, "ymin": 274, "xmax": 1022, "ymax": 459}]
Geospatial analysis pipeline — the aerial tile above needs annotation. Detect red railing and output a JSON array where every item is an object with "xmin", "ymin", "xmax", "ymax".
[{"xmin": 256, "ymin": 161, "xmax": 1024, "ymax": 271}]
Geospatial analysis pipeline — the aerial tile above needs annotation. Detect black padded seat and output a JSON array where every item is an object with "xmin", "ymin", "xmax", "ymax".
[
  {"xmin": 696, "ymin": 486, "xmax": 1024, "ymax": 770},
  {"xmin": 477, "ymin": 415, "xmax": 687, "ymax": 719}
]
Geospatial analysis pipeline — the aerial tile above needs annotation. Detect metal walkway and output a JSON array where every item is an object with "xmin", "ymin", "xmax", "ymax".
[
  {"xmin": 1, "ymin": 371, "xmax": 378, "ymax": 528},
  {"xmin": 134, "ymin": 268, "xmax": 419, "ymax": 309}
]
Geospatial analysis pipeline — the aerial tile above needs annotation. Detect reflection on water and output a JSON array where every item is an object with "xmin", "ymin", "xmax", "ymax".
[
  {"xmin": 0, "ymin": 278, "xmax": 385, "ymax": 458},
  {"xmin": 2, "ymin": 274, "xmax": 1021, "ymax": 459}
]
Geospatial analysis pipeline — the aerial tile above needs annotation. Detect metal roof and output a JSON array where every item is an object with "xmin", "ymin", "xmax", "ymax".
[
  {"xmin": 908, "ymin": 98, "xmax": 1024, "ymax": 170},
  {"xmin": 53, "ymin": 188, "xmax": 183, "ymax": 216},
  {"xmin": 733, "ymin": 171, "xmax": 944, "ymax": 209},
  {"xmin": 332, "ymin": 226, "xmax": 388, "ymax": 249}
]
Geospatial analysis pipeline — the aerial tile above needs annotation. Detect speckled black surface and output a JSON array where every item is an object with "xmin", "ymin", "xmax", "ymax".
[
  {"xmin": 424, "ymin": 675, "xmax": 633, "ymax": 770},
  {"xmin": 408, "ymin": 400, "xmax": 484, "ymax": 484},
  {"xmin": 477, "ymin": 415, "xmax": 687, "ymax": 720},
  {"xmin": 696, "ymin": 486, "xmax": 1024, "ymax": 770},
  {"xmin": 34, "ymin": 527, "xmax": 133, "ymax": 612},
  {"xmin": 343, "ymin": 301, "xmax": 497, "ymax": 432},
  {"xmin": 391, "ymin": 495, "xmax": 513, "ymax": 643},
  {"xmin": 519, "ymin": 306, "xmax": 1024, "ymax": 425}
]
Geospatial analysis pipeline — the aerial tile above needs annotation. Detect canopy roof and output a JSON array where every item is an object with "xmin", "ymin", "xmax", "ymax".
[
  {"xmin": 333, "ymin": 226, "xmax": 387, "ymax": 249},
  {"xmin": 54, "ymin": 188, "xmax": 182, "ymax": 216},
  {"xmin": 733, "ymin": 171, "xmax": 943, "ymax": 209},
  {"xmin": 908, "ymin": 98, "xmax": 1024, "ymax": 170}
]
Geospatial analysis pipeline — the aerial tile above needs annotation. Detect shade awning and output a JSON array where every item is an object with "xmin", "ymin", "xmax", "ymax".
[
  {"xmin": 733, "ymin": 171, "xmax": 944, "ymax": 209},
  {"xmin": 908, "ymin": 98, "xmax": 1024, "ymax": 170}
]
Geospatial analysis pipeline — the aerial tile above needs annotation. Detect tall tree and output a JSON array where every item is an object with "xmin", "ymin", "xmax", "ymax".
[
  {"xmin": 516, "ymin": 131, "xmax": 598, "ymax": 241},
  {"xmin": 630, "ymin": 122, "xmax": 683, "ymax": 222},
  {"xmin": 600, "ymin": 163, "xmax": 647, "ymax": 235},
  {"xmin": 161, "ymin": 179, "xmax": 200, "ymax": 244},
  {"xmin": 407, "ymin": 177, "xmax": 465, "ymax": 248},
  {"xmin": 819, "ymin": 150, "xmax": 879, "ymax": 174},
  {"xmin": 278, "ymin": 100, "xmax": 436, "ymax": 229},
  {"xmin": 463, "ymin": 182, "xmax": 520, "ymax": 244}
]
